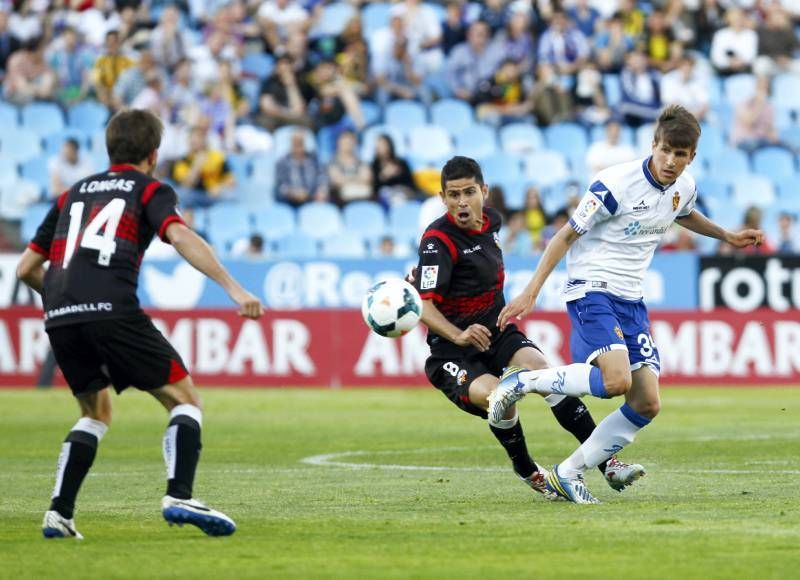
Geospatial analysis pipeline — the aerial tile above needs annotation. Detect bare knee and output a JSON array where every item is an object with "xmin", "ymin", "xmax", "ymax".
[
  {"xmin": 602, "ymin": 369, "xmax": 632, "ymax": 397},
  {"xmin": 630, "ymin": 397, "xmax": 661, "ymax": 419},
  {"xmin": 152, "ymin": 377, "xmax": 203, "ymax": 411},
  {"xmin": 78, "ymin": 390, "xmax": 113, "ymax": 425}
]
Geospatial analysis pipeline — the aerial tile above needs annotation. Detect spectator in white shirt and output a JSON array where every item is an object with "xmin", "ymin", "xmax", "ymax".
[
  {"xmin": 585, "ymin": 120, "xmax": 637, "ymax": 175},
  {"xmin": 48, "ymin": 138, "xmax": 95, "ymax": 197},
  {"xmin": 660, "ymin": 55, "xmax": 709, "ymax": 122},
  {"xmin": 258, "ymin": 0, "xmax": 309, "ymax": 52},
  {"xmin": 710, "ymin": 7, "xmax": 757, "ymax": 76}
]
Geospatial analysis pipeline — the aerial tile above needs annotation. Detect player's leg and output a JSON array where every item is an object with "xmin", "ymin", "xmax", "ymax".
[{"xmin": 43, "ymin": 325, "xmax": 113, "ymax": 539}]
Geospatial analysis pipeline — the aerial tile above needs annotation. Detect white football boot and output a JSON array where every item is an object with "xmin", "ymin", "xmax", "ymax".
[
  {"xmin": 42, "ymin": 510, "xmax": 84, "ymax": 539},
  {"xmin": 162, "ymin": 496, "xmax": 236, "ymax": 536},
  {"xmin": 488, "ymin": 366, "xmax": 542, "ymax": 424},
  {"xmin": 604, "ymin": 456, "xmax": 647, "ymax": 492},
  {"xmin": 545, "ymin": 464, "xmax": 601, "ymax": 504}
]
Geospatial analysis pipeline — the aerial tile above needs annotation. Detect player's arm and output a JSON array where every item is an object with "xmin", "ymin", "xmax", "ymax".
[
  {"xmin": 676, "ymin": 209, "xmax": 764, "ymax": 248},
  {"xmin": 498, "ymin": 224, "xmax": 580, "ymax": 330},
  {"xmin": 421, "ymin": 299, "xmax": 491, "ymax": 352},
  {"xmin": 16, "ymin": 248, "xmax": 47, "ymax": 294},
  {"xmin": 164, "ymin": 222, "xmax": 264, "ymax": 319}
]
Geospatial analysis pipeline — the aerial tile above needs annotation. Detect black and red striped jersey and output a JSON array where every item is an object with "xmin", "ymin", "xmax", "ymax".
[
  {"xmin": 413, "ymin": 207, "xmax": 506, "ymax": 356},
  {"xmin": 29, "ymin": 164, "xmax": 185, "ymax": 328}
]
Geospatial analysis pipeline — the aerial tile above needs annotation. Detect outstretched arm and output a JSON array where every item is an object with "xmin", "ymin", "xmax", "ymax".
[
  {"xmin": 421, "ymin": 299, "xmax": 492, "ymax": 352},
  {"xmin": 165, "ymin": 222, "xmax": 264, "ymax": 319},
  {"xmin": 676, "ymin": 209, "xmax": 764, "ymax": 248},
  {"xmin": 498, "ymin": 224, "xmax": 580, "ymax": 330},
  {"xmin": 16, "ymin": 249, "xmax": 48, "ymax": 295}
]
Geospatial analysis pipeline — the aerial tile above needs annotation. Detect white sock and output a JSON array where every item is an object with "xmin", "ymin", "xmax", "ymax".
[
  {"xmin": 559, "ymin": 404, "xmax": 651, "ymax": 478},
  {"xmin": 519, "ymin": 364, "xmax": 609, "ymax": 398}
]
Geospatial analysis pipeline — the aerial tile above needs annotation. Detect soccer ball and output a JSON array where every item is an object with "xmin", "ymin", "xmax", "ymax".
[{"xmin": 361, "ymin": 279, "xmax": 423, "ymax": 337}]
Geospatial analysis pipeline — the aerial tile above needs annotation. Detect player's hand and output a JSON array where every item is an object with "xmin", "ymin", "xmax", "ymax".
[
  {"xmin": 498, "ymin": 292, "xmax": 536, "ymax": 331},
  {"xmin": 405, "ymin": 267, "xmax": 417, "ymax": 284},
  {"xmin": 453, "ymin": 324, "xmax": 492, "ymax": 352},
  {"xmin": 232, "ymin": 289, "xmax": 264, "ymax": 319},
  {"xmin": 727, "ymin": 228, "xmax": 764, "ymax": 249}
]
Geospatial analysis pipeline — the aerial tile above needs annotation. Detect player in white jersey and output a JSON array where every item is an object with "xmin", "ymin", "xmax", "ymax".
[{"xmin": 488, "ymin": 105, "xmax": 764, "ymax": 503}]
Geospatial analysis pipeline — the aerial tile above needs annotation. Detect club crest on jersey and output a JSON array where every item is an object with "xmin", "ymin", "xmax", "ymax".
[
  {"xmin": 614, "ymin": 325, "xmax": 624, "ymax": 340},
  {"xmin": 457, "ymin": 369, "xmax": 468, "ymax": 385},
  {"xmin": 493, "ymin": 232, "xmax": 501, "ymax": 248},
  {"xmin": 420, "ymin": 265, "xmax": 439, "ymax": 290},
  {"xmin": 672, "ymin": 191, "xmax": 680, "ymax": 211}
]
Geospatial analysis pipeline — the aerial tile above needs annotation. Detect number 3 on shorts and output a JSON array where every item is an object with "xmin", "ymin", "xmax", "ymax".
[{"xmin": 637, "ymin": 333, "xmax": 655, "ymax": 358}]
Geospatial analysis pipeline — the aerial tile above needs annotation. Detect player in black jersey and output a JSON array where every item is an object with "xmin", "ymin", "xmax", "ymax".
[
  {"xmin": 16, "ymin": 109, "xmax": 263, "ymax": 539},
  {"xmin": 411, "ymin": 156, "xmax": 644, "ymax": 497}
]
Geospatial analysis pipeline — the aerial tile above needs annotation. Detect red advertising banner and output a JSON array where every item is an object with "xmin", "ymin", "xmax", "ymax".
[{"xmin": 1, "ymin": 307, "xmax": 799, "ymax": 387}]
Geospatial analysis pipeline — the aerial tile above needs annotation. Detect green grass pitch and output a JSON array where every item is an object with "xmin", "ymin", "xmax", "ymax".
[{"xmin": 0, "ymin": 387, "xmax": 798, "ymax": 579}]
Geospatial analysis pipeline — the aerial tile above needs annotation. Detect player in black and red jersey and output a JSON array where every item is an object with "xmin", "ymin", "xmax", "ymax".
[
  {"xmin": 16, "ymin": 109, "xmax": 263, "ymax": 539},
  {"xmin": 412, "ymin": 156, "xmax": 644, "ymax": 497}
]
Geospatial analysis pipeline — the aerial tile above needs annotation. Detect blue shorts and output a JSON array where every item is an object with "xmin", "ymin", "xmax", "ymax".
[{"xmin": 566, "ymin": 292, "xmax": 660, "ymax": 375}]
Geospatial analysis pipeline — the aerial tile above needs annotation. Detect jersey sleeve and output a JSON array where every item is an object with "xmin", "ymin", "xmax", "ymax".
[
  {"xmin": 28, "ymin": 202, "xmax": 60, "ymax": 258},
  {"xmin": 413, "ymin": 231, "xmax": 456, "ymax": 303},
  {"xmin": 677, "ymin": 186, "xmax": 697, "ymax": 217},
  {"xmin": 570, "ymin": 179, "xmax": 618, "ymax": 234},
  {"xmin": 143, "ymin": 183, "xmax": 186, "ymax": 242}
]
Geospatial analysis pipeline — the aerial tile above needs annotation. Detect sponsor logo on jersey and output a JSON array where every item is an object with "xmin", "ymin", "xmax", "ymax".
[
  {"xmin": 672, "ymin": 191, "xmax": 680, "ymax": 211},
  {"xmin": 633, "ymin": 199, "xmax": 650, "ymax": 213},
  {"xmin": 578, "ymin": 197, "xmax": 600, "ymax": 219},
  {"xmin": 623, "ymin": 221, "xmax": 669, "ymax": 237},
  {"xmin": 423, "ymin": 242, "xmax": 438, "ymax": 255},
  {"xmin": 45, "ymin": 302, "xmax": 113, "ymax": 320},
  {"xmin": 462, "ymin": 244, "xmax": 482, "ymax": 255},
  {"xmin": 420, "ymin": 265, "xmax": 439, "ymax": 289}
]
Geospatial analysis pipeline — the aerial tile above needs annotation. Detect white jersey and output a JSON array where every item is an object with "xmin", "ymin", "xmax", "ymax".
[{"xmin": 564, "ymin": 157, "xmax": 697, "ymax": 302}]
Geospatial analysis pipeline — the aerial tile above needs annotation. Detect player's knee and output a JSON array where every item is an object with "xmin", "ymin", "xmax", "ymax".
[
  {"xmin": 632, "ymin": 397, "xmax": 661, "ymax": 419},
  {"xmin": 602, "ymin": 369, "xmax": 632, "ymax": 397},
  {"xmin": 84, "ymin": 407, "xmax": 112, "ymax": 426}
]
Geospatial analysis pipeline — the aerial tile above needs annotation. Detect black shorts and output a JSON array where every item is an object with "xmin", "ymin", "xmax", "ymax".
[
  {"xmin": 46, "ymin": 314, "xmax": 189, "ymax": 397},
  {"xmin": 424, "ymin": 325, "xmax": 540, "ymax": 419}
]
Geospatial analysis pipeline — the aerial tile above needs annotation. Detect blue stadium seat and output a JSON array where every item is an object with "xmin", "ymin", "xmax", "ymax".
[
  {"xmin": 20, "ymin": 157, "xmax": 50, "ymax": 194},
  {"xmin": 43, "ymin": 128, "xmax": 91, "ymax": 156},
  {"xmin": 359, "ymin": 124, "xmax": 406, "ymax": 160},
  {"xmin": 696, "ymin": 123, "xmax": 725, "ymax": 164},
  {"xmin": 430, "ymin": 99, "xmax": 474, "ymax": 136},
  {"xmin": 773, "ymin": 73, "xmax": 800, "ymax": 111},
  {"xmin": 226, "ymin": 153, "xmax": 252, "ymax": 183},
  {"xmin": 523, "ymin": 150, "xmax": 570, "ymax": 186},
  {"xmin": 589, "ymin": 124, "xmax": 634, "ymax": 146},
  {"xmin": 775, "ymin": 177, "xmax": 800, "ymax": 204},
  {"xmin": 21, "ymin": 102, "xmax": 65, "ymax": 136},
  {"xmin": 723, "ymin": 73, "xmax": 756, "ymax": 105},
  {"xmin": 320, "ymin": 232, "xmax": 367, "ymax": 258},
  {"xmin": 732, "ymin": 175, "xmax": 776, "ymax": 209},
  {"xmin": 499, "ymin": 123, "xmax": 544, "ymax": 154},
  {"xmin": 454, "ymin": 124, "xmax": 497, "ymax": 160},
  {"xmin": 0, "ymin": 101, "xmax": 18, "ymax": 128},
  {"xmin": 310, "ymin": 2, "xmax": 356, "ymax": 37},
  {"xmin": 752, "ymin": 147, "xmax": 796, "ymax": 181},
  {"xmin": 362, "ymin": 2, "xmax": 391, "ymax": 39},
  {"xmin": 241, "ymin": 51, "xmax": 274, "ymax": 80},
  {"xmin": 385, "ymin": 100, "xmax": 427, "ymax": 129},
  {"xmin": 602, "ymin": 74, "xmax": 621, "ymax": 107},
  {"xmin": 0, "ymin": 129, "xmax": 42, "ymax": 163},
  {"xmin": 696, "ymin": 177, "xmax": 732, "ymax": 201},
  {"xmin": 343, "ymin": 201, "xmax": 387, "ymax": 240},
  {"xmin": 205, "ymin": 203, "xmax": 252, "ymax": 246},
  {"xmin": 635, "ymin": 123, "xmax": 655, "ymax": 154},
  {"xmin": 67, "ymin": 101, "xmax": 108, "ymax": 133},
  {"xmin": 708, "ymin": 76, "xmax": 723, "ymax": 107},
  {"xmin": 250, "ymin": 153, "xmax": 276, "ymax": 185},
  {"xmin": 481, "ymin": 153, "xmax": 523, "ymax": 184},
  {"xmin": 708, "ymin": 147, "xmax": 751, "ymax": 179},
  {"xmin": 298, "ymin": 202, "xmax": 343, "ymax": 239},
  {"xmin": 21, "ymin": 202, "xmax": 51, "ymax": 242},
  {"xmin": 710, "ymin": 202, "xmax": 742, "ymax": 230},
  {"xmin": 0, "ymin": 178, "xmax": 42, "ymax": 220},
  {"xmin": 359, "ymin": 99, "xmax": 382, "ymax": 127},
  {"xmin": 408, "ymin": 125, "xmax": 453, "ymax": 164},
  {"xmin": 779, "ymin": 126, "xmax": 800, "ymax": 152},
  {"xmin": 316, "ymin": 125, "xmax": 339, "ymax": 164},
  {"xmin": 498, "ymin": 180, "xmax": 528, "ymax": 210},
  {"xmin": 503, "ymin": 229, "xmax": 535, "ymax": 257},
  {"xmin": 0, "ymin": 157, "xmax": 20, "ymax": 187},
  {"xmin": 275, "ymin": 232, "xmax": 318, "ymax": 259},
  {"xmin": 544, "ymin": 123, "xmax": 588, "ymax": 172},
  {"xmin": 389, "ymin": 201, "xmax": 422, "ymax": 245},
  {"xmin": 252, "ymin": 203, "xmax": 296, "ymax": 241},
  {"xmin": 273, "ymin": 125, "xmax": 316, "ymax": 158}
]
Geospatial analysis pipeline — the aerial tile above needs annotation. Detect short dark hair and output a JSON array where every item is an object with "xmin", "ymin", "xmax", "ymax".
[
  {"xmin": 106, "ymin": 109, "xmax": 163, "ymax": 165},
  {"xmin": 441, "ymin": 156, "xmax": 484, "ymax": 191},
  {"xmin": 653, "ymin": 104, "xmax": 701, "ymax": 151}
]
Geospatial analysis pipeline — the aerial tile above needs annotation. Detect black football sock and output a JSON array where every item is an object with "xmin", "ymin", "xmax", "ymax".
[
  {"xmin": 489, "ymin": 417, "xmax": 537, "ymax": 479},
  {"xmin": 163, "ymin": 405, "xmax": 203, "ymax": 500},
  {"xmin": 49, "ymin": 418, "xmax": 107, "ymax": 519},
  {"xmin": 550, "ymin": 397, "xmax": 609, "ymax": 474}
]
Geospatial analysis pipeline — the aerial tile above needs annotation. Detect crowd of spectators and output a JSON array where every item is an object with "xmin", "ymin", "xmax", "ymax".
[{"xmin": 0, "ymin": 0, "xmax": 799, "ymax": 258}]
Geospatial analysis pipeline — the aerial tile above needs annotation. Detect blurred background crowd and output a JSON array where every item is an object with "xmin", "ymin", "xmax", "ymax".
[{"xmin": 0, "ymin": 0, "xmax": 799, "ymax": 260}]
